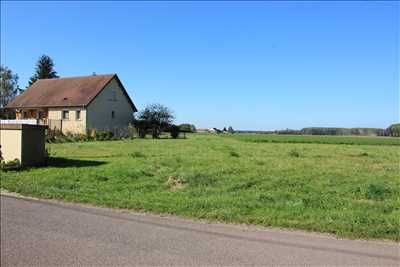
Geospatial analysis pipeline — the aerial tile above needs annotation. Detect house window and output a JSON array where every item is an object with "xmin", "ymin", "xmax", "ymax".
[
  {"xmin": 76, "ymin": 110, "xmax": 81, "ymax": 120},
  {"xmin": 62, "ymin": 110, "xmax": 69, "ymax": 120},
  {"xmin": 23, "ymin": 111, "xmax": 28, "ymax": 119},
  {"xmin": 111, "ymin": 110, "xmax": 115, "ymax": 119}
]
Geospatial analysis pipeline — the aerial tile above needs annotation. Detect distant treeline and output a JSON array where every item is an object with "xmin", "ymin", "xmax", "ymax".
[{"xmin": 236, "ymin": 124, "xmax": 400, "ymax": 137}]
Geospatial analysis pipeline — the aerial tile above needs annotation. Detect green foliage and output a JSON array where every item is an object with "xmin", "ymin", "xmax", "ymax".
[
  {"xmin": 0, "ymin": 65, "xmax": 19, "ymax": 118},
  {"xmin": 1, "ymin": 135, "xmax": 399, "ymax": 240},
  {"xmin": 127, "ymin": 123, "xmax": 137, "ymax": 139},
  {"xmin": 170, "ymin": 124, "xmax": 180, "ymax": 139},
  {"xmin": 386, "ymin": 124, "xmax": 400, "ymax": 137},
  {"xmin": 47, "ymin": 129, "xmax": 119, "ymax": 143},
  {"xmin": 301, "ymin": 127, "xmax": 386, "ymax": 136},
  {"xmin": 179, "ymin": 123, "xmax": 196, "ymax": 133},
  {"xmin": 1, "ymin": 158, "xmax": 21, "ymax": 171},
  {"xmin": 228, "ymin": 126, "xmax": 235, "ymax": 134},
  {"xmin": 29, "ymin": 54, "xmax": 59, "ymax": 86},
  {"xmin": 137, "ymin": 103, "xmax": 174, "ymax": 139}
]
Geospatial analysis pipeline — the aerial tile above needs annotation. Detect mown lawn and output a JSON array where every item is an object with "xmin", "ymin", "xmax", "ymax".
[{"xmin": 1, "ymin": 134, "xmax": 399, "ymax": 241}]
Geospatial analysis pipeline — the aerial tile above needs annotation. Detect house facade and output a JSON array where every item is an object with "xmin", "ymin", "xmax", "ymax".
[{"xmin": 6, "ymin": 74, "xmax": 137, "ymax": 134}]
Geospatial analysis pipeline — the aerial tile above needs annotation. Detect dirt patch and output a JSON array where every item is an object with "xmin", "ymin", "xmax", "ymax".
[{"xmin": 167, "ymin": 176, "xmax": 185, "ymax": 191}]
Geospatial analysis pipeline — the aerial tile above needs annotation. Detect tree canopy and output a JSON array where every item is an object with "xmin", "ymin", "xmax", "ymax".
[
  {"xmin": 0, "ymin": 65, "xmax": 19, "ymax": 108},
  {"xmin": 179, "ymin": 123, "xmax": 196, "ymax": 133},
  {"xmin": 29, "ymin": 54, "xmax": 59, "ymax": 86},
  {"xmin": 136, "ymin": 103, "xmax": 174, "ymax": 138}
]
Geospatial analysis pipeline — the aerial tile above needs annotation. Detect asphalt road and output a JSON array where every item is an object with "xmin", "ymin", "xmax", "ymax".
[{"xmin": 1, "ymin": 195, "xmax": 399, "ymax": 266}]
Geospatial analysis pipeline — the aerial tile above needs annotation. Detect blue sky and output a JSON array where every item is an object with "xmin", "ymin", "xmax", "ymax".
[{"xmin": 1, "ymin": 1, "xmax": 398, "ymax": 130}]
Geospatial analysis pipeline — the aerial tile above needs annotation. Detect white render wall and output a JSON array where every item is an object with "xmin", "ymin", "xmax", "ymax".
[{"xmin": 86, "ymin": 78, "xmax": 135, "ymax": 131}]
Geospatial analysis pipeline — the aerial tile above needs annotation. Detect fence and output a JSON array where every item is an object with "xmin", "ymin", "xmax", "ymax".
[{"xmin": 1, "ymin": 119, "xmax": 62, "ymax": 131}]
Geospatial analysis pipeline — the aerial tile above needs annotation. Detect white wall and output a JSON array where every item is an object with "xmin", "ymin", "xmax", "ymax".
[{"xmin": 86, "ymin": 78, "xmax": 135, "ymax": 130}]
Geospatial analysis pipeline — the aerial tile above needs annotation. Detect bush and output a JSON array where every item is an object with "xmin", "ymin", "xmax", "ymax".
[
  {"xmin": 0, "ymin": 159, "xmax": 21, "ymax": 171},
  {"xmin": 179, "ymin": 124, "xmax": 196, "ymax": 133},
  {"xmin": 170, "ymin": 125, "xmax": 180, "ymax": 139},
  {"xmin": 128, "ymin": 123, "xmax": 136, "ymax": 139},
  {"xmin": 87, "ymin": 128, "xmax": 97, "ymax": 141},
  {"xmin": 46, "ymin": 128, "xmax": 128, "ymax": 143}
]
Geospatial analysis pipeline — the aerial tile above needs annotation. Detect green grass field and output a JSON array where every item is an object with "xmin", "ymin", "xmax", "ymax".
[
  {"xmin": 1, "ymin": 134, "xmax": 399, "ymax": 241},
  {"xmin": 225, "ymin": 134, "xmax": 400, "ymax": 146}
]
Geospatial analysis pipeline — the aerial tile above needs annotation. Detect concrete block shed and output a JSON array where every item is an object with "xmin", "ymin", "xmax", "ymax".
[{"xmin": 0, "ymin": 124, "xmax": 47, "ymax": 166}]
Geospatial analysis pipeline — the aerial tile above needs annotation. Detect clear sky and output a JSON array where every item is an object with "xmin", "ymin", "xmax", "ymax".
[{"xmin": 1, "ymin": 1, "xmax": 398, "ymax": 130}]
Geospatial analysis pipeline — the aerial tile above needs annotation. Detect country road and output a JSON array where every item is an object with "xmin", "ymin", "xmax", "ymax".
[{"xmin": 1, "ymin": 194, "xmax": 399, "ymax": 266}]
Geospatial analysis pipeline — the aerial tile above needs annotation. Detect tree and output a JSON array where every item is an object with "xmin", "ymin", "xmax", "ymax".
[
  {"xmin": 29, "ymin": 54, "xmax": 59, "ymax": 86},
  {"xmin": 137, "ymin": 103, "xmax": 174, "ymax": 138},
  {"xmin": 228, "ymin": 126, "xmax": 235, "ymax": 134},
  {"xmin": 386, "ymin": 123, "xmax": 400, "ymax": 137},
  {"xmin": 170, "ymin": 125, "xmax": 180, "ymax": 139},
  {"xmin": 179, "ymin": 123, "xmax": 196, "ymax": 133},
  {"xmin": 0, "ymin": 65, "xmax": 19, "ymax": 118}
]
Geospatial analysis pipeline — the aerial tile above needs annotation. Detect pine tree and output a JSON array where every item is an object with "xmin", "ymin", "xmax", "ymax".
[{"xmin": 28, "ymin": 55, "xmax": 59, "ymax": 86}]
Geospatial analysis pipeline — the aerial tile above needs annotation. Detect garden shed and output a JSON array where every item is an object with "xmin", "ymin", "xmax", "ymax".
[{"xmin": 0, "ymin": 124, "xmax": 47, "ymax": 166}]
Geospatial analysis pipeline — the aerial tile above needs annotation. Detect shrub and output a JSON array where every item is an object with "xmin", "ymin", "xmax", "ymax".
[
  {"xmin": 128, "ymin": 123, "xmax": 136, "ymax": 139},
  {"xmin": 179, "ymin": 124, "xmax": 196, "ymax": 133},
  {"xmin": 88, "ymin": 128, "xmax": 97, "ymax": 140},
  {"xmin": 0, "ymin": 159, "xmax": 21, "ymax": 171},
  {"xmin": 170, "ymin": 125, "xmax": 180, "ymax": 139}
]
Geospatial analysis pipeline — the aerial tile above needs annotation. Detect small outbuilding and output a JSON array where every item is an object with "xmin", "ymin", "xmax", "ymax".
[{"xmin": 0, "ymin": 124, "xmax": 47, "ymax": 166}]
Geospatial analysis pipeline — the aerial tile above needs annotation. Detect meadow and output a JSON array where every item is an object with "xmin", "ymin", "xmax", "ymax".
[
  {"xmin": 1, "ymin": 134, "xmax": 399, "ymax": 241},
  {"xmin": 225, "ymin": 134, "xmax": 400, "ymax": 146}
]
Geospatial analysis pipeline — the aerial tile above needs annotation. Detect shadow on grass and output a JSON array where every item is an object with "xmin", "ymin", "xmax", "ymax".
[{"xmin": 47, "ymin": 157, "xmax": 106, "ymax": 168}]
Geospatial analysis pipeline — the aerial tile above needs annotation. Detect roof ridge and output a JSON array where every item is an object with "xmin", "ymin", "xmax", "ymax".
[{"xmin": 37, "ymin": 73, "xmax": 116, "ymax": 81}]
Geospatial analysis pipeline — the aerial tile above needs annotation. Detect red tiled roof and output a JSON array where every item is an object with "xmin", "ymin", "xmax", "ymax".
[{"xmin": 6, "ymin": 74, "xmax": 137, "ymax": 111}]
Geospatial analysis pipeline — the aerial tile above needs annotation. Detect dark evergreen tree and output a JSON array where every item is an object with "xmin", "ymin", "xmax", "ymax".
[{"xmin": 29, "ymin": 55, "xmax": 59, "ymax": 86}]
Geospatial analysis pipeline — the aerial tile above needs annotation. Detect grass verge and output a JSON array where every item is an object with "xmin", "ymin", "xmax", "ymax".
[{"xmin": 1, "ymin": 134, "xmax": 399, "ymax": 241}]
